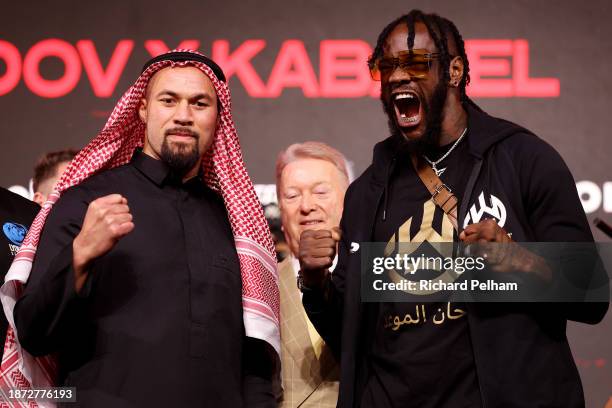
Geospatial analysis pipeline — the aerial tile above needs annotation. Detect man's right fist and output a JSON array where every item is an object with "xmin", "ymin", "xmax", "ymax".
[
  {"xmin": 72, "ymin": 194, "xmax": 134, "ymax": 292},
  {"xmin": 298, "ymin": 227, "xmax": 341, "ymax": 289}
]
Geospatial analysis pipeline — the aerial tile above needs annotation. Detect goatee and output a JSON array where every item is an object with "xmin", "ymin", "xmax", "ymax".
[{"xmin": 160, "ymin": 128, "xmax": 201, "ymax": 177}]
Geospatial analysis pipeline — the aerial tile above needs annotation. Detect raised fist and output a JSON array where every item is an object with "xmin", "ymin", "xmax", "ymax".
[
  {"xmin": 72, "ymin": 194, "xmax": 134, "ymax": 292},
  {"xmin": 298, "ymin": 227, "xmax": 341, "ymax": 289}
]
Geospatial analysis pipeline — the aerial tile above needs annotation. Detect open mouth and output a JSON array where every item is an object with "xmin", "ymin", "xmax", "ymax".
[{"xmin": 393, "ymin": 92, "xmax": 421, "ymax": 128}]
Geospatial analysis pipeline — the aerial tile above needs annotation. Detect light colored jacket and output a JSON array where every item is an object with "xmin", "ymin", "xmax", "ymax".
[{"xmin": 278, "ymin": 258, "xmax": 339, "ymax": 408}]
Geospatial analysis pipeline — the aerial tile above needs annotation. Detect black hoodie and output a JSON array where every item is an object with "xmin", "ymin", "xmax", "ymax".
[{"xmin": 303, "ymin": 103, "xmax": 609, "ymax": 407}]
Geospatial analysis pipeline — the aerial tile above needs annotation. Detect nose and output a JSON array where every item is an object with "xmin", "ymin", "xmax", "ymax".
[
  {"xmin": 387, "ymin": 64, "xmax": 413, "ymax": 84},
  {"xmin": 173, "ymin": 100, "xmax": 193, "ymax": 126},
  {"xmin": 299, "ymin": 193, "xmax": 316, "ymax": 213}
]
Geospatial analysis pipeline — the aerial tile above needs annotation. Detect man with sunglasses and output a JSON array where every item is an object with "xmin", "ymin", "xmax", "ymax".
[{"xmin": 297, "ymin": 9, "xmax": 608, "ymax": 408}]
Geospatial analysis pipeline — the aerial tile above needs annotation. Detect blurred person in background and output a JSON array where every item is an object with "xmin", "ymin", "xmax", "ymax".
[
  {"xmin": 32, "ymin": 148, "xmax": 78, "ymax": 205},
  {"xmin": 275, "ymin": 141, "xmax": 349, "ymax": 407}
]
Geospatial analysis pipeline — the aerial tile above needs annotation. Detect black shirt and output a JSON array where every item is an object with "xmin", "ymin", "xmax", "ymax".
[
  {"xmin": 361, "ymin": 137, "xmax": 482, "ymax": 408},
  {"xmin": 0, "ymin": 187, "xmax": 39, "ymax": 360},
  {"xmin": 14, "ymin": 151, "xmax": 274, "ymax": 407}
]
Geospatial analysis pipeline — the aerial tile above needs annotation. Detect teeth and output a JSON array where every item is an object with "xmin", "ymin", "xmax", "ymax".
[
  {"xmin": 400, "ymin": 114, "xmax": 418, "ymax": 122},
  {"xmin": 394, "ymin": 93, "xmax": 415, "ymax": 100}
]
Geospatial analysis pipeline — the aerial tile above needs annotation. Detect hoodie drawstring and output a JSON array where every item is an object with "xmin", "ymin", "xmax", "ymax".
[{"xmin": 382, "ymin": 157, "xmax": 396, "ymax": 222}]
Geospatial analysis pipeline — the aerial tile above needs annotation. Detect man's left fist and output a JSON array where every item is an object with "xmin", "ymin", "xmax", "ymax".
[
  {"xmin": 459, "ymin": 218, "xmax": 511, "ymax": 244},
  {"xmin": 460, "ymin": 219, "xmax": 550, "ymax": 281},
  {"xmin": 460, "ymin": 219, "xmax": 516, "ymax": 274}
]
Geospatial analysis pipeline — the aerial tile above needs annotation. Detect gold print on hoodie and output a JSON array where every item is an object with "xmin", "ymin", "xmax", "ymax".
[
  {"xmin": 398, "ymin": 200, "xmax": 454, "ymax": 243},
  {"xmin": 384, "ymin": 200, "xmax": 462, "ymax": 297}
]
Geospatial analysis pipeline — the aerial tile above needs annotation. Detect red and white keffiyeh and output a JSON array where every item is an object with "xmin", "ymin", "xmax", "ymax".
[{"xmin": 0, "ymin": 50, "xmax": 279, "ymax": 408}]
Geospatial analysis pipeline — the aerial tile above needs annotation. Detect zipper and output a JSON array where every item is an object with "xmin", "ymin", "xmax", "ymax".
[
  {"xmin": 381, "ymin": 157, "xmax": 396, "ymax": 222},
  {"xmin": 461, "ymin": 157, "xmax": 486, "ymax": 407},
  {"xmin": 458, "ymin": 158, "xmax": 483, "ymax": 233}
]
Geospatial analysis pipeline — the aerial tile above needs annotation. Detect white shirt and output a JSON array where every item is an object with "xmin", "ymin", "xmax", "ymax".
[{"xmin": 291, "ymin": 254, "xmax": 338, "ymax": 279}]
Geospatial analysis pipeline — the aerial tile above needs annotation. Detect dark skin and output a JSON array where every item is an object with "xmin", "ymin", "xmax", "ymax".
[
  {"xmin": 381, "ymin": 22, "xmax": 466, "ymax": 145},
  {"xmin": 459, "ymin": 219, "xmax": 551, "ymax": 281},
  {"xmin": 299, "ymin": 22, "xmax": 550, "ymax": 289}
]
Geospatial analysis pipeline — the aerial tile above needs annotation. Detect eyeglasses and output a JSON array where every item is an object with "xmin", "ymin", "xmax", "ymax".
[{"xmin": 368, "ymin": 49, "xmax": 444, "ymax": 81}]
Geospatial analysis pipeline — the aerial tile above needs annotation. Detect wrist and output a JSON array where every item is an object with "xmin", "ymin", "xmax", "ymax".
[
  {"xmin": 298, "ymin": 269, "xmax": 329, "ymax": 293},
  {"xmin": 72, "ymin": 239, "xmax": 89, "ymax": 270},
  {"xmin": 72, "ymin": 238, "xmax": 92, "ymax": 293},
  {"xmin": 513, "ymin": 246, "xmax": 552, "ymax": 282}
]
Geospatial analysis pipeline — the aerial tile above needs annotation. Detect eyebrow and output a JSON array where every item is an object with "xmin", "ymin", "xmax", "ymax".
[
  {"xmin": 283, "ymin": 181, "xmax": 332, "ymax": 191},
  {"xmin": 155, "ymin": 90, "xmax": 213, "ymax": 101}
]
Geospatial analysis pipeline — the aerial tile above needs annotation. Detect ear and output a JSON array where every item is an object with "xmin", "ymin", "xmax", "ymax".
[
  {"xmin": 33, "ymin": 192, "xmax": 44, "ymax": 206},
  {"xmin": 138, "ymin": 98, "xmax": 148, "ymax": 123},
  {"xmin": 448, "ymin": 56, "xmax": 464, "ymax": 87}
]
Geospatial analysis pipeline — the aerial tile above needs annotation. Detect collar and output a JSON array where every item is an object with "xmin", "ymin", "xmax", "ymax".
[
  {"xmin": 130, "ymin": 148, "xmax": 171, "ymax": 187},
  {"xmin": 131, "ymin": 149, "xmax": 207, "ymax": 193}
]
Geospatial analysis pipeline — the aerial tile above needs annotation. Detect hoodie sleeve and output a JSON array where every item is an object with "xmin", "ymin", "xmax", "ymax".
[
  {"xmin": 513, "ymin": 133, "xmax": 609, "ymax": 323},
  {"xmin": 518, "ymin": 135, "xmax": 592, "ymax": 242}
]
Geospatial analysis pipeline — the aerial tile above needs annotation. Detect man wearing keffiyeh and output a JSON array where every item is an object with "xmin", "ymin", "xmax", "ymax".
[{"xmin": 0, "ymin": 50, "xmax": 279, "ymax": 407}]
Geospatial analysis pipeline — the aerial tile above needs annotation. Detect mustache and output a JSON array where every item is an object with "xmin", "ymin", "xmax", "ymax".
[
  {"xmin": 384, "ymin": 82, "xmax": 423, "ymax": 98},
  {"xmin": 164, "ymin": 127, "xmax": 199, "ymax": 138}
]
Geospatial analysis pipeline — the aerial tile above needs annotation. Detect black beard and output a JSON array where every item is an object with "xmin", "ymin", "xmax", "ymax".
[
  {"xmin": 160, "ymin": 130, "xmax": 200, "ymax": 177},
  {"xmin": 382, "ymin": 81, "xmax": 448, "ymax": 156}
]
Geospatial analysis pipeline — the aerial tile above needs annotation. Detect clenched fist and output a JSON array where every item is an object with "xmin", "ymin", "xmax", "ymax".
[
  {"xmin": 298, "ymin": 227, "xmax": 341, "ymax": 290},
  {"xmin": 72, "ymin": 194, "xmax": 134, "ymax": 292},
  {"xmin": 460, "ymin": 219, "xmax": 550, "ymax": 281}
]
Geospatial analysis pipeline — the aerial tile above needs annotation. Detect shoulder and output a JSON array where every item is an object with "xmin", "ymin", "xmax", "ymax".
[
  {"xmin": 496, "ymin": 130, "xmax": 571, "ymax": 176},
  {"xmin": 60, "ymin": 164, "xmax": 133, "ymax": 199},
  {"xmin": 50, "ymin": 164, "xmax": 133, "ymax": 221},
  {"xmin": 493, "ymin": 128, "xmax": 580, "ymax": 213},
  {"xmin": 498, "ymin": 128, "xmax": 558, "ymax": 155},
  {"xmin": 468, "ymin": 104, "xmax": 567, "ymax": 168},
  {"xmin": 77, "ymin": 163, "xmax": 134, "ymax": 191},
  {"xmin": 346, "ymin": 165, "xmax": 374, "ymax": 198}
]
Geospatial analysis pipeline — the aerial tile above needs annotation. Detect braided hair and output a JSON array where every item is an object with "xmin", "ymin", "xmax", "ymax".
[{"xmin": 369, "ymin": 10, "xmax": 471, "ymax": 104}]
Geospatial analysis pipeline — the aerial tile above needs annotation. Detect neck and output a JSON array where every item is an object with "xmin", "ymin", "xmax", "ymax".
[{"xmin": 438, "ymin": 99, "xmax": 468, "ymax": 146}]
